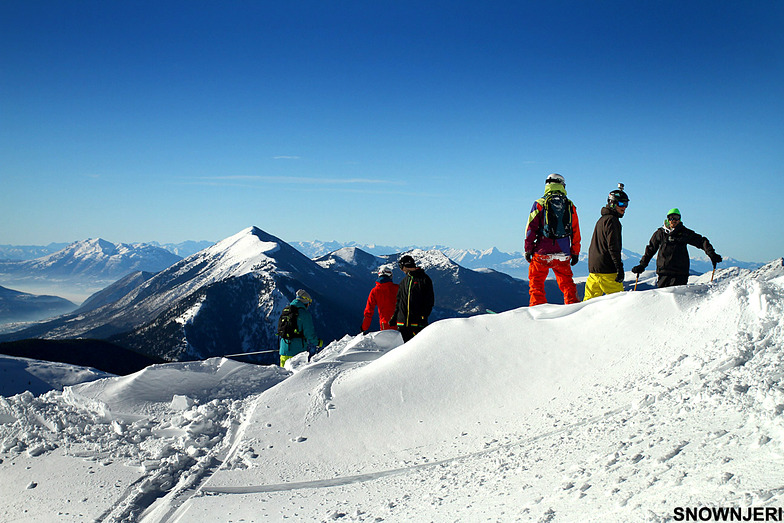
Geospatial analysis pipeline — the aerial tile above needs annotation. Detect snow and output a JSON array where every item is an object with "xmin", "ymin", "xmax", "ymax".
[
  {"xmin": 1, "ymin": 260, "xmax": 784, "ymax": 522},
  {"xmin": 174, "ymin": 298, "xmax": 205, "ymax": 326},
  {"xmin": 0, "ymin": 355, "xmax": 113, "ymax": 397},
  {"xmin": 201, "ymin": 227, "xmax": 280, "ymax": 279}
]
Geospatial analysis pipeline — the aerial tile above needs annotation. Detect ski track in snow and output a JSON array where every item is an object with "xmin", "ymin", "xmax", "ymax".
[
  {"xmin": 135, "ymin": 334, "xmax": 398, "ymax": 522},
  {"xmin": 0, "ymin": 359, "xmax": 290, "ymax": 522},
  {"xmin": 200, "ymin": 404, "xmax": 632, "ymax": 495}
]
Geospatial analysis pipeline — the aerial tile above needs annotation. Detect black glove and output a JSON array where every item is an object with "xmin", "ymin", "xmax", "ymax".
[
  {"xmin": 709, "ymin": 252, "xmax": 722, "ymax": 267},
  {"xmin": 525, "ymin": 252, "xmax": 533, "ymax": 263},
  {"xmin": 631, "ymin": 264, "xmax": 645, "ymax": 275},
  {"xmin": 570, "ymin": 254, "xmax": 579, "ymax": 266},
  {"xmin": 615, "ymin": 270, "xmax": 625, "ymax": 283}
]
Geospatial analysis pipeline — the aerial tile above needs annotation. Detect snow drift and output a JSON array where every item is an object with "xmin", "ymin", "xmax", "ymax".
[{"xmin": 0, "ymin": 259, "xmax": 783, "ymax": 522}]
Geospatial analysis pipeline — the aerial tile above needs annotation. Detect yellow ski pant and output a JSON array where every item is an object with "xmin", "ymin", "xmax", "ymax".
[{"xmin": 583, "ymin": 273, "xmax": 624, "ymax": 301}]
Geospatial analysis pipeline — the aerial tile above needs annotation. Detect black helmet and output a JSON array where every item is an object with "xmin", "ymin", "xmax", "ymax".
[
  {"xmin": 398, "ymin": 255, "xmax": 416, "ymax": 269},
  {"xmin": 608, "ymin": 183, "xmax": 629, "ymax": 208}
]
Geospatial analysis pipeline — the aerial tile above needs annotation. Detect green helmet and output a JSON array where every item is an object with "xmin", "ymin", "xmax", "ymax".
[{"xmin": 667, "ymin": 208, "xmax": 681, "ymax": 219}]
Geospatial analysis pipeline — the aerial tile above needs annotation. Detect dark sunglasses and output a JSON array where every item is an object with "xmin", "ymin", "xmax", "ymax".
[{"xmin": 667, "ymin": 215, "xmax": 681, "ymax": 222}]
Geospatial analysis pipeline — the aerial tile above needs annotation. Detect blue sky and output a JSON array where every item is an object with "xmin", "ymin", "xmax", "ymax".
[{"xmin": 2, "ymin": 1, "xmax": 783, "ymax": 263}]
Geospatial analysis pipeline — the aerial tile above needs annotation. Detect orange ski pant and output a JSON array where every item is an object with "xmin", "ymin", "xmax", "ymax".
[{"xmin": 528, "ymin": 255, "xmax": 578, "ymax": 306}]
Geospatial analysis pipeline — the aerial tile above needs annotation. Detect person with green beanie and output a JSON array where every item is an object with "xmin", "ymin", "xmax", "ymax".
[{"xmin": 631, "ymin": 208, "xmax": 722, "ymax": 288}]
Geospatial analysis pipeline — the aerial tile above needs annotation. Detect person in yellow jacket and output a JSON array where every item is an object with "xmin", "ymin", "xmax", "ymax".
[{"xmin": 584, "ymin": 184, "xmax": 629, "ymax": 301}]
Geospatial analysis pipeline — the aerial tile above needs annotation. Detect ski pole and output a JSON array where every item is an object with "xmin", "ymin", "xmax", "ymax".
[
  {"xmin": 711, "ymin": 268, "xmax": 716, "ymax": 282},
  {"xmin": 223, "ymin": 349, "xmax": 278, "ymax": 357},
  {"xmin": 633, "ymin": 274, "xmax": 639, "ymax": 291}
]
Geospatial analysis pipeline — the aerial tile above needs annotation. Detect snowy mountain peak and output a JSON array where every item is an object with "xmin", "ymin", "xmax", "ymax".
[
  {"xmin": 206, "ymin": 227, "xmax": 281, "ymax": 260},
  {"xmin": 327, "ymin": 247, "xmax": 375, "ymax": 266},
  {"xmin": 48, "ymin": 238, "xmax": 118, "ymax": 260},
  {"xmin": 208, "ymin": 226, "xmax": 283, "ymax": 256},
  {"xmin": 0, "ymin": 238, "xmax": 182, "ymax": 287},
  {"xmin": 403, "ymin": 248, "xmax": 457, "ymax": 270},
  {"xmin": 314, "ymin": 247, "xmax": 383, "ymax": 275}
]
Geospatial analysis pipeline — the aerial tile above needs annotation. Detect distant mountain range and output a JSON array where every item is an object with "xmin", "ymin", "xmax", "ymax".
[
  {"xmin": 0, "ymin": 238, "xmax": 181, "ymax": 279},
  {"xmin": 0, "ymin": 239, "xmax": 184, "ymax": 304},
  {"xmin": 292, "ymin": 241, "xmax": 763, "ymax": 279},
  {"xmin": 1, "ymin": 227, "xmax": 766, "ymax": 367},
  {"xmin": 0, "ymin": 240, "xmax": 212, "ymax": 261},
  {"xmin": 1, "ymin": 238, "xmax": 762, "ymax": 290},
  {"xmin": 0, "ymin": 243, "xmax": 70, "ymax": 261},
  {"xmin": 0, "ymin": 227, "xmax": 545, "ymax": 365},
  {"xmin": 147, "ymin": 240, "xmax": 216, "ymax": 258}
]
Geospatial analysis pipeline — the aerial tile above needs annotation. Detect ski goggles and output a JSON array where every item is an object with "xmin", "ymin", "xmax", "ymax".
[{"xmin": 616, "ymin": 200, "xmax": 629, "ymax": 208}]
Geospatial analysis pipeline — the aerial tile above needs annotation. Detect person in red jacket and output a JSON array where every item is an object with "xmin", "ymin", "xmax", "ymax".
[
  {"xmin": 361, "ymin": 266, "xmax": 399, "ymax": 333},
  {"xmin": 524, "ymin": 173, "xmax": 582, "ymax": 306}
]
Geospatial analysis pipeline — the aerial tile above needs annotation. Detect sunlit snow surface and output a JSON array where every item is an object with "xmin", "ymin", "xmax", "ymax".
[{"xmin": 1, "ymin": 259, "xmax": 783, "ymax": 522}]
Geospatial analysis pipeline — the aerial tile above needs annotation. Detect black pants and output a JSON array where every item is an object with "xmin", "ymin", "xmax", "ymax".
[
  {"xmin": 398, "ymin": 326, "xmax": 424, "ymax": 342},
  {"xmin": 657, "ymin": 274, "xmax": 689, "ymax": 288}
]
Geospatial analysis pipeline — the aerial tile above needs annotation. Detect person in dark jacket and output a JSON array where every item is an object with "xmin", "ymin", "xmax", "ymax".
[
  {"xmin": 279, "ymin": 289, "xmax": 323, "ymax": 367},
  {"xmin": 391, "ymin": 254, "xmax": 434, "ymax": 342},
  {"xmin": 631, "ymin": 208, "xmax": 722, "ymax": 288},
  {"xmin": 361, "ymin": 266, "xmax": 399, "ymax": 333},
  {"xmin": 583, "ymin": 184, "xmax": 629, "ymax": 301}
]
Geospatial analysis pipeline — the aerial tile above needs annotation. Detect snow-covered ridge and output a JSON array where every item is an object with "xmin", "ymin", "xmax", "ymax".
[
  {"xmin": 401, "ymin": 248, "xmax": 456, "ymax": 271},
  {"xmin": 198, "ymin": 226, "xmax": 281, "ymax": 280},
  {"xmin": 3, "ymin": 259, "xmax": 783, "ymax": 521},
  {"xmin": 86, "ymin": 228, "xmax": 288, "ymax": 328}
]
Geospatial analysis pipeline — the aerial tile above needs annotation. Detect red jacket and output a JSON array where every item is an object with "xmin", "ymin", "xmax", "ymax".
[{"xmin": 362, "ymin": 279, "xmax": 399, "ymax": 331}]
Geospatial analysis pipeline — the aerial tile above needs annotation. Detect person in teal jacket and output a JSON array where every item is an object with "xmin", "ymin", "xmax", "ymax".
[{"xmin": 279, "ymin": 289, "xmax": 323, "ymax": 367}]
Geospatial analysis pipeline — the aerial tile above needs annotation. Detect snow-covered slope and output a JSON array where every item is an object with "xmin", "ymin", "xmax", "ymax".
[
  {"xmin": 1, "ymin": 258, "xmax": 782, "ymax": 522},
  {"xmin": 0, "ymin": 354, "xmax": 112, "ymax": 396}
]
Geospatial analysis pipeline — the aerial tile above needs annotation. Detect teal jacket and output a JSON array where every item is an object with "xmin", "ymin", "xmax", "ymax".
[{"xmin": 278, "ymin": 298, "xmax": 319, "ymax": 357}]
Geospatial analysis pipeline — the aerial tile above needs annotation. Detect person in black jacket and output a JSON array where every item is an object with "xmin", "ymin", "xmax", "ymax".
[
  {"xmin": 631, "ymin": 208, "xmax": 722, "ymax": 288},
  {"xmin": 583, "ymin": 184, "xmax": 629, "ymax": 301},
  {"xmin": 391, "ymin": 254, "xmax": 435, "ymax": 342}
]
